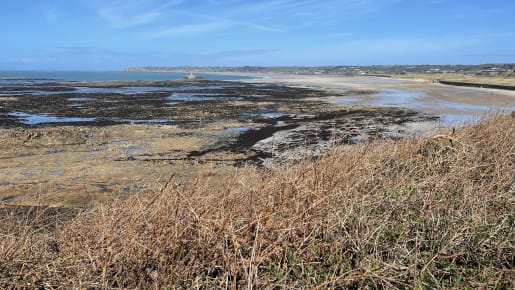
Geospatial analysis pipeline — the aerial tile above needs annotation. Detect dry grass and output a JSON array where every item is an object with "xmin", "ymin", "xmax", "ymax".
[{"xmin": 1, "ymin": 115, "xmax": 514, "ymax": 289}]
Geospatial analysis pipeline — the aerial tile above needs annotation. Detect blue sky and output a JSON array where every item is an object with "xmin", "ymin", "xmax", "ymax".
[{"xmin": 1, "ymin": 0, "xmax": 514, "ymax": 70}]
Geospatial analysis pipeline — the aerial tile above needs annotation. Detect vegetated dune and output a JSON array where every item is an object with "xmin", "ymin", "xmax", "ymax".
[{"xmin": 1, "ymin": 114, "xmax": 514, "ymax": 289}]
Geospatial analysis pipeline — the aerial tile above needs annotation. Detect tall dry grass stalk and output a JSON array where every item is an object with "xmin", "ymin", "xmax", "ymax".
[{"xmin": 1, "ymin": 115, "xmax": 514, "ymax": 289}]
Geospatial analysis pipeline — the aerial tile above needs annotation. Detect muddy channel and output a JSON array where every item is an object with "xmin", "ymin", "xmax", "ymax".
[{"xmin": 0, "ymin": 78, "xmax": 438, "ymax": 206}]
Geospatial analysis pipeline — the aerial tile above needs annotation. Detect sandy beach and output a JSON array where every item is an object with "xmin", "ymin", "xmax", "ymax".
[{"xmin": 242, "ymin": 74, "xmax": 515, "ymax": 124}]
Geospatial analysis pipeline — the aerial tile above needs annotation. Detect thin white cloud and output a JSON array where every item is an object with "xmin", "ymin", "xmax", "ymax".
[
  {"xmin": 147, "ymin": 22, "xmax": 234, "ymax": 38},
  {"xmin": 93, "ymin": 0, "xmax": 185, "ymax": 29},
  {"xmin": 144, "ymin": 9, "xmax": 283, "ymax": 39},
  {"xmin": 98, "ymin": 8, "xmax": 161, "ymax": 28},
  {"xmin": 90, "ymin": 0, "xmax": 401, "ymax": 38},
  {"xmin": 222, "ymin": 0, "xmax": 401, "ymax": 16},
  {"xmin": 198, "ymin": 0, "xmax": 404, "ymax": 32},
  {"xmin": 242, "ymin": 22, "xmax": 282, "ymax": 32},
  {"xmin": 145, "ymin": 19, "xmax": 282, "ymax": 39},
  {"xmin": 180, "ymin": 12, "xmax": 283, "ymax": 33},
  {"xmin": 9, "ymin": 56, "xmax": 58, "ymax": 64}
]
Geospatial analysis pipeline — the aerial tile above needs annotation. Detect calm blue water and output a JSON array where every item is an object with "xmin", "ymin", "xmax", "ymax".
[{"xmin": 0, "ymin": 70, "xmax": 253, "ymax": 82}]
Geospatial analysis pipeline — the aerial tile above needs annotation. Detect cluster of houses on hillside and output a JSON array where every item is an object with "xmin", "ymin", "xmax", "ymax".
[{"xmin": 127, "ymin": 64, "xmax": 515, "ymax": 76}]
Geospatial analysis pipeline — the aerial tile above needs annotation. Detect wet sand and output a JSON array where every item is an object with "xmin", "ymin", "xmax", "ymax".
[{"xmin": 243, "ymin": 74, "xmax": 515, "ymax": 124}]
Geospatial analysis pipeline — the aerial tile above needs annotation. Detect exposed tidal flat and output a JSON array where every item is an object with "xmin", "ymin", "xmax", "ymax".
[
  {"xmin": 0, "ymin": 73, "xmax": 514, "ymax": 288},
  {"xmin": 245, "ymin": 73, "xmax": 515, "ymax": 124},
  {"xmin": 0, "ymin": 72, "xmax": 513, "ymax": 206}
]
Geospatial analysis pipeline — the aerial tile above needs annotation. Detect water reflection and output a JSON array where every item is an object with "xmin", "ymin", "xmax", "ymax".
[{"xmin": 9, "ymin": 111, "xmax": 96, "ymax": 124}]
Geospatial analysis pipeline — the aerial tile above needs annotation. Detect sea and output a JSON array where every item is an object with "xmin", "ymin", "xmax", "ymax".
[{"xmin": 0, "ymin": 70, "xmax": 253, "ymax": 82}]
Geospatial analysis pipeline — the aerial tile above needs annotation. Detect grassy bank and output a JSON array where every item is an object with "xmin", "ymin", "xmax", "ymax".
[{"xmin": 1, "ymin": 115, "xmax": 514, "ymax": 289}]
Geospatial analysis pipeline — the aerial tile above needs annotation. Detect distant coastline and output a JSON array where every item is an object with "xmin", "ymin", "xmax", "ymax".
[
  {"xmin": 0, "ymin": 70, "xmax": 252, "ymax": 82},
  {"xmin": 125, "ymin": 63, "xmax": 515, "ymax": 76}
]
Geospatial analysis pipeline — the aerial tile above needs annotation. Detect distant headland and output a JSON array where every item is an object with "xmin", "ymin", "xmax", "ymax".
[{"xmin": 126, "ymin": 64, "xmax": 515, "ymax": 76}]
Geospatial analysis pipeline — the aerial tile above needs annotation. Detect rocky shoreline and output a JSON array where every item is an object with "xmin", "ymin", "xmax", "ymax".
[{"xmin": 0, "ymin": 78, "xmax": 439, "ymax": 206}]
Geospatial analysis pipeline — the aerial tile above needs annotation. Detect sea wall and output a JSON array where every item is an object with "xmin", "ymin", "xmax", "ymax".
[{"xmin": 438, "ymin": 80, "xmax": 515, "ymax": 91}]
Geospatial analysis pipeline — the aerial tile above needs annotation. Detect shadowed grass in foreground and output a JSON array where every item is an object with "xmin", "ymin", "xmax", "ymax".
[{"xmin": 1, "ymin": 115, "xmax": 514, "ymax": 289}]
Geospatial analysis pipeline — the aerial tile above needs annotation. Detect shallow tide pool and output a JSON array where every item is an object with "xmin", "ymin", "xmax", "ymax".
[{"xmin": 9, "ymin": 111, "xmax": 96, "ymax": 124}]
